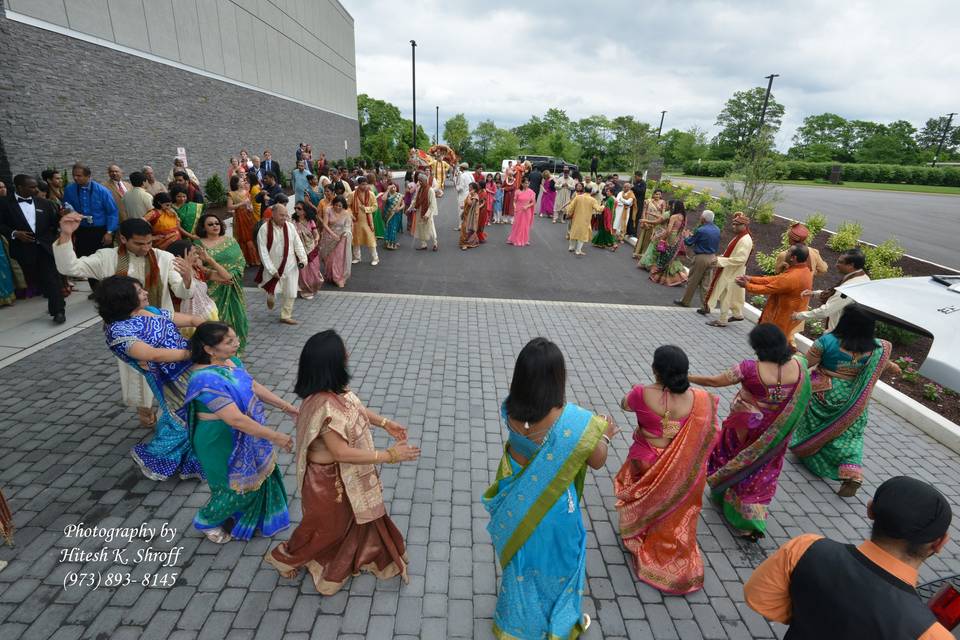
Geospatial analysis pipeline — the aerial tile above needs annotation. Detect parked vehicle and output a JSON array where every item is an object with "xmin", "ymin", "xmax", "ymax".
[
  {"xmin": 838, "ymin": 275, "xmax": 959, "ymax": 391},
  {"xmin": 518, "ymin": 155, "xmax": 579, "ymax": 174}
]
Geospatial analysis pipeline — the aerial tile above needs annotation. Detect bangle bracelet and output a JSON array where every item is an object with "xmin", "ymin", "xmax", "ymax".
[
  {"xmin": 602, "ymin": 434, "xmax": 612, "ymax": 445},
  {"xmin": 380, "ymin": 417, "xmax": 388, "ymax": 428}
]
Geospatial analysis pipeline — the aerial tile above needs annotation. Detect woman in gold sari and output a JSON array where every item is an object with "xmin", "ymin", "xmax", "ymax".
[
  {"xmin": 265, "ymin": 330, "xmax": 419, "ymax": 593},
  {"xmin": 614, "ymin": 345, "xmax": 720, "ymax": 594}
]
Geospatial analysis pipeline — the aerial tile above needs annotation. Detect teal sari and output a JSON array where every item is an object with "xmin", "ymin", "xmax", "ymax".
[
  {"xmin": 0, "ymin": 238, "xmax": 15, "ymax": 306},
  {"xmin": 483, "ymin": 403, "xmax": 605, "ymax": 640}
]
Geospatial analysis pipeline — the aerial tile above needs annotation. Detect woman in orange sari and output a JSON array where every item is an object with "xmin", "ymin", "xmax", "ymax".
[
  {"xmin": 228, "ymin": 174, "xmax": 259, "ymax": 266},
  {"xmin": 145, "ymin": 192, "xmax": 194, "ymax": 250},
  {"xmin": 614, "ymin": 345, "xmax": 720, "ymax": 594}
]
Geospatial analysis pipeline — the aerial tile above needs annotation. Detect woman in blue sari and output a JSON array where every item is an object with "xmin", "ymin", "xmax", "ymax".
[
  {"xmin": 179, "ymin": 322, "xmax": 294, "ymax": 543},
  {"xmin": 483, "ymin": 338, "xmax": 618, "ymax": 639},
  {"xmin": 97, "ymin": 275, "xmax": 205, "ymax": 481}
]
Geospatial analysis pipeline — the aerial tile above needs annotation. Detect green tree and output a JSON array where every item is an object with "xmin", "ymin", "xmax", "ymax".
[
  {"xmin": 855, "ymin": 120, "xmax": 919, "ymax": 164},
  {"xmin": 572, "ymin": 115, "xmax": 611, "ymax": 165},
  {"xmin": 488, "ymin": 128, "xmax": 520, "ymax": 168},
  {"xmin": 661, "ymin": 127, "xmax": 711, "ymax": 167},
  {"xmin": 721, "ymin": 136, "xmax": 782, "ymax": 218},
  {"xmin": 512, "ymin": 116, "xmax": 548, "ymax": 149},
  {"xmin": 472, "ymin": 120, "xmax": 498, "ymax": 163},
  {"xmin": 607, "ymin": 116, "xmax": 656, "ymax": 171},
  {"xmin": 712, "ymin": 87, "xmax": 785, "ymax": 158},
  {"xmin": 442, "ymin": 114, "xmax": 471, "ymax": 156},
  {"xmin": 788, "ymin": 113, "xmax": 854, "ymax": 162}
]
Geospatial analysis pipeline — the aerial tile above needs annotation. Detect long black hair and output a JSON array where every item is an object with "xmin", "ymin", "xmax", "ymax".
[
  {"xmin": 504, "ymin": 338, "xmax": 566, "ymax": 423},
  {"xmin": 652, "ymin": 345, "xmax": 690, "ymax": 393},
  {"xmin": 190, "ymin": 322, "xmax": 231, "ymax": 364},
  {"xmin": 294, "ymin": 330, "xmax": 351, "ymax": 397},
  {"xmin": 831, "ymin": 305, "xmax": 878, "ymax": 353},
  {"xmin": 749, "ymin": 323, "xmax": 793, "ymax": 365}
]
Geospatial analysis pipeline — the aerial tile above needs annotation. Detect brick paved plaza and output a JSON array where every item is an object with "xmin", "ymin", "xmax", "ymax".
[{"xmin": 2, "ymin": 288, "xmax": 960, "ymax": 640}]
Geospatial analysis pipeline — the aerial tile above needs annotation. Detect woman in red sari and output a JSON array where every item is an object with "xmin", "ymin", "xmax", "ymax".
[
  {"xmin": 501, "ymin": 173, "xmax": 517, "ymax": 222},
  {"xmin": 614, "ymin": 345, "xmax": 720, "ymax": 594}
]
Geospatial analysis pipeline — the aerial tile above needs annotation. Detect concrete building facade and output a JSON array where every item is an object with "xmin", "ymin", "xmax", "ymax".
[{"xmin": 0, "ymin": 0, "xmax": 360, "ymax": 188}]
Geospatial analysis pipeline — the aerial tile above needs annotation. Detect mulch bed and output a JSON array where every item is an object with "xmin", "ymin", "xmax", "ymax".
[{"xmin": 726, "ymin": 215, "xmax": 959, "ymax": 424}]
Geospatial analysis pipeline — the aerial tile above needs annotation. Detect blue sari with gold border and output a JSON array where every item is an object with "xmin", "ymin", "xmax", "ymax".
[{"xmin": 483, "ymin": 403, "xmax": 605, "ymax": 640}]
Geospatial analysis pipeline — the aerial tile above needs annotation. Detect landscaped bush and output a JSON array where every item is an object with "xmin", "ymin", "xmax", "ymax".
[
  {"xmin": 203, "ymin": 174, "xmax": 227, "ymax": 206},
  {"xmin": 863, "ymin": 239, "xmax": 904, "ymax": 280},
  {"xmin": 804, "ymin": 212, "xmax": 828, "ymax": 238},
  {"xmin": 683, "ymin": 160, "xmax": 960, "ymax": 186},
  {"xmin": 826, "ymin": 221, "xmax": 863, "ymax": 252}
]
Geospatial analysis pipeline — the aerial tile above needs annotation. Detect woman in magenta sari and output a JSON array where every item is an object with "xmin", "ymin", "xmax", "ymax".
[
  {"xmin": 690, "ymin": 324, "xmax": 811, "ymax": 540},
  {"xmin": 614, "ymin": 346, "xmax": 720, "ymax": 594},
  {"xmin": 537, "ymin": 170, "xmax": 556, "ymax": 218},
  {"xmin": 506, "ymin": 177, "xmax": 536, "ymax": 247}
]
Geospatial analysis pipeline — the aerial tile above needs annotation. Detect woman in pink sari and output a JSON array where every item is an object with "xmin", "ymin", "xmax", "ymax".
[
  {"xmin": 506, "ymin": 177, "xmax": 536, "ymax": 247},
  {"xmin": 318, "ymin": 196, "xmax": 352, "ymax": 288},
  {"xmin": 293, "ymin": 203, "xmax": 323, "ymax": 299}
]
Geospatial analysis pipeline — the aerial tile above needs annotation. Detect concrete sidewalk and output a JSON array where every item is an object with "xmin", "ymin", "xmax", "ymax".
[{"xmin": 2, "ymin": 291, "xmax": 960, "ymax": 639}]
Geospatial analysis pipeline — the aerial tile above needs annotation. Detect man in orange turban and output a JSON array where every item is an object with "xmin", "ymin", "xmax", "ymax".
[{"xmin": 774, "ymin": 222, "xmax": 828, "ymax": 276}]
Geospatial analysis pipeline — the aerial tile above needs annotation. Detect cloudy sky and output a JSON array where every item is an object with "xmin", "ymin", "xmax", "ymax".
[{"xmin": 344, "ymin": 0, "xmax": 958, "ymax": 149}]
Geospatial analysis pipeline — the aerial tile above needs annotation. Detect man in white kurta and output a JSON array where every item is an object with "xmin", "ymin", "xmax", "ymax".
[
  {"xmin": 453, "ymin": 164, "xmax": 474, "ymax": 231},
  {"xmin": 552, "ymin": 170, "xmax": 576, "ymax": 223},
  {"xmin": 705, "ymin": 212, "xmax": 753, "ymax": 327},
  {"xmin": 409, "ymin": 173, "xmax": 439, "ymax": 250},
  {"xmin": 54, "ymin": 214, "xmax": 194, "ymax": 421},
  {"xmin": 257, "ymin": 204, "xmax": 307, "ymax": 325},
  {"xmin": 792, "ymin": 248, "xmax": 871, "ymax": 332}
]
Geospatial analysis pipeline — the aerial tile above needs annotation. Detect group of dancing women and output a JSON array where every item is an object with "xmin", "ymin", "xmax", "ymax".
[{"xmin": 94, "ymin": 244, "xmax": 893, "ymax": 637}]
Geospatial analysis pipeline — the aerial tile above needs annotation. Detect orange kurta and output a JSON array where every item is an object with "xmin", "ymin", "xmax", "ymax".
[{"xmin": 746, "ymin": 264, "xmax": 813, "ymax": 345}]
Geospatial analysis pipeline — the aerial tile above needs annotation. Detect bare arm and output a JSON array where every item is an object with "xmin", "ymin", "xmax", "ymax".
[
  {"xmin": 126, "ymin": 342, "xmax": 190, "ymax": 363},
  {"xmin": 321, "ymin": 429, "xmax": 419, "ymax": 465},
  {"xmin": 252, "ymin": 380, "xmax": 296, "ymax": 413},
  {"xmin": 171, "ymin": 311, "xmax": 204, "ymax": 328},
  {"xmin": 688, "ymin": 373, "xmax": 735, "ymax": 388},
  {"xmin": 211, "ymin": 404, "xmax": 292, "ymax": 451}
]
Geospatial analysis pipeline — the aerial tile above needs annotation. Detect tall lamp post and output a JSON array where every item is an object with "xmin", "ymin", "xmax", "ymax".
[
  {"xmin": 932, "ymin": 112, "xmax": 957, "ymax": 167},
  {"xmin": 656, "ymin": 110, "xmax": 667, "ymax": 140},
  {"xmin": 757, "ymin": 73, "xmax": 779, "ymax": 135},
  {"xmin": 410, "ymin": 40, "xmax": 417, "ymax": 148},
  {"xmin": 435, "ymin": 106, "xmax": 439, "ymax": 145}
]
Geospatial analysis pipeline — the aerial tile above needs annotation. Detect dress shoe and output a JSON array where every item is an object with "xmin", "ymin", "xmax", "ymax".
[
  {"xmin": 53, "ymin": 312, "xmax": 66, "ymax": 324},
  {"xmin": 673, "ymin": 300, "xmax": 690, "ymax": 307},
  {"xmin": 279, "ymin": 318, "xmax": 299, "ymax": 325},
  {"xmin": 696, "ymin": 308, "xmax": 709, "ymax": 315},
  {"xmin": 266, "ymin": 294, "xmax": 275, "ymax": 310}
]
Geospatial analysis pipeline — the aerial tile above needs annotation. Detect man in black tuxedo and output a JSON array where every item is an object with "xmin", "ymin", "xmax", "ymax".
[
  {"xmin": 0, "ymin": 174, "xmax": 66, "ymax": 323},
  {"xmin": 262, "ymin": 149, "xmax": 281, "ymax": 182}
]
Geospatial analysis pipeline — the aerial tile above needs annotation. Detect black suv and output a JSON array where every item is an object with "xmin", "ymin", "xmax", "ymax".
[{"xmin": 518, "ymin": 155, "xmax": 579, "ymax": 173}]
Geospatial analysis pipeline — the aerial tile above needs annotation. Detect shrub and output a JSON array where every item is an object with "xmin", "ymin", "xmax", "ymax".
[
  {"xmin": 876, "ymin": 321, "xmax": 918, "ymax": 346},
  {"xmin": 750, "ymin": 295, "xmax": 766, "ymax": 309},
  {"xmin": 863, "ymin": 239, "xmax": 904, "ymax": 280},
  {"xmin": 804, "ymin": 212, "xmax": 828, "ymax": 238},
  {"xmin": 684, "ymin": 160, "xmax": 960, "ymax": 186},
  {"xmin": 754, "ymin": 202, "xmax": 776, "ymax": 224},
  {"xmin": 754, "ymin": 248, "xmax": 779, "ymax": 275},
  {"xmin": 827, "ymin": 221, "xmax": 863, "ymax": 252},
  {"xmin": 807, "ymin": 320, "xmax": 826, "ymax": 337},
  {"xmin": 923, "ymin": 383, "xmax": 944, "ymax": 402},
  {"xmin": 203, "ymin": 174, "xmax": 227, "ymax": 206}
]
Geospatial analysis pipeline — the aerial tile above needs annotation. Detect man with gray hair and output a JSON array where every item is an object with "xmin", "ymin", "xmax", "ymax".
[
  {"xmin": 675, "ymin": 208, "xmax": 721, "ymax": 312},
  {"xmin": 141, "ymin": 166, "xmax": 166, "ymax": 197}
]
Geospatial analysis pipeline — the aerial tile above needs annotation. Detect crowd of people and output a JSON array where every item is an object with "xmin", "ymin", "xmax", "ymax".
[{"xmin": 0, "ymin": 145, "xmax": 952, "ymax": 640}]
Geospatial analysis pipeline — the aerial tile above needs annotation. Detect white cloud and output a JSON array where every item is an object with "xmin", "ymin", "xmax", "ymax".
[{"xmin": 344, "ymin": 0, "xmax": 960, "ymax": 149}]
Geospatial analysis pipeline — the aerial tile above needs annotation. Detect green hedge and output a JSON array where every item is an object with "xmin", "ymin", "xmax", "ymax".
[{"xmin": 682, "ymin": 160, "xmax": 960, "ymax": 186}]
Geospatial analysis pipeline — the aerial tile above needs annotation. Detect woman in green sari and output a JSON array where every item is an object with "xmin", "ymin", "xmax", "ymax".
[
  {"xmin": 179, "ymin": 322, "xmax": 295, "ymax": 543},
  {"xmin": 790, "ymin": 305, "xmax": 899, "ymax": 497},
  {"xmin": 193, "ymin": 212, "xmax": 249, "ymax": 352},
  {"xmin": 173, "ymin": 186, "xmax": 204, "ymax": 236},
  {"xmin": 483, "ymin": 338, "xmax": 618, "ymax": 639}
]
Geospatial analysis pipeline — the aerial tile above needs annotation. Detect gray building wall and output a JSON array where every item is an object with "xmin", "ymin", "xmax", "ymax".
[{"xmin": 0, "ymin": 0, "xmax": 360, "ymax": 187}]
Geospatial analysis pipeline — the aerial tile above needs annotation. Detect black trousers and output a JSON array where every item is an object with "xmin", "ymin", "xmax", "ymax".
[
  {"xmin": 22, "ymin": 253, "xmax": 65, "ymax": 316},
  {"xmin": 74, "ymin": 225, "xmax": 107, "ymax": 289}
]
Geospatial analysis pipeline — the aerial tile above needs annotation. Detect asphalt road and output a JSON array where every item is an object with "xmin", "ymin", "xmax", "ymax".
[
  {"xmin": 246, "ymin": 192, "xmax": 684, "ymax": 306},
  {"xmin": 669, "ymin": 175, "xmax": 960, "ymax": 270}
]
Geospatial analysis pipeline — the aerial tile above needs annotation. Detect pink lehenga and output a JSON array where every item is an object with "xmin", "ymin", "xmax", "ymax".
[{"xmin": 296, "ymin": 219, "xmax": 324, "ymax": 296}]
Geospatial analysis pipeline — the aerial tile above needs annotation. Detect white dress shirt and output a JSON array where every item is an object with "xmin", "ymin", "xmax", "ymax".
[{"xmin": 17, "ymin": 197, "xmax": 37, "ymax": 233}]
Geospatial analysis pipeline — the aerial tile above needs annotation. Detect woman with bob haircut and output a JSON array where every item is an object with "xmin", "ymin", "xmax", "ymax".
[
  {"xmin": 179, "ymin": 322, "xmax": 295, "ymax": 544},
  {"xmin": 614, "ymin": 344, "xmax": 721, "ymax": 593},
  {"xmin": 95, "ymin": 274, "xmax": 205, "ymax": 481},
  {"xmin": 483, "ymin": 337, "xmax": 617, "ymax": 639},
  {"xmin": 265, "ymin": 330, "xmax": 419, "ymax": 593},
  {"xmin": 690, "ymin": 323, "xmax": 811, "ymax": 540}
]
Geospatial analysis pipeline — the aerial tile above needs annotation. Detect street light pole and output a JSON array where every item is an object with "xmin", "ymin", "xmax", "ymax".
[
  {"xmin": 436, "ymin": 106, "xmax": 439, "ymax": 145},
  {"xmin": 656, "ymin": 110, "xmax": 667, "ymax": 140},
  {"xmin": 932, "ymin": 112, "xmax": 957, "ymax": 167},
  {"xmin": 410, "ymin": 40, "xmax": 417, "ymax": 149},
  {"xmin": 757, "ymin": 73, "xmax": 780, "ymax": 135}
]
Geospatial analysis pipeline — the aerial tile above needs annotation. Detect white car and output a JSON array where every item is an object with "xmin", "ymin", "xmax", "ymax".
[{"xmin": 838, "ymin": 275, "xmax": 960, "ymax": 391}]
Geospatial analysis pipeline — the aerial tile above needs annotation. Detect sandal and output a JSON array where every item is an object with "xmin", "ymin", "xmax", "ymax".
[
  {"xmin": 728, "ymin": 316, "xmax": 745, "ymax": 322},
  {"xmin": 203, "ymin": 527, "xmax": 232, "ymax": 544},
  {"xmin": 706, "ymin": 320, "xmax": 728, "ymax": 327},
  {"xmin": 741, "ymin": 531, "xmax": 763, "ymax": 542},
  {"xmin": 837, "ymin": 479, "xmax": 862, "ymax": 498}
]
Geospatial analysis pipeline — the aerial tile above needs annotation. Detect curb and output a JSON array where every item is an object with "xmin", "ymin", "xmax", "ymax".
[{"xmin": 741, "ymin": 303, "xmax": 960, "ymax": 454}]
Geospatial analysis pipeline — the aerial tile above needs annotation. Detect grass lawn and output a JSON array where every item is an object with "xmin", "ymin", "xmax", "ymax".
[{"xmin": 667, "ymin": 173, "xmax": 960, "ymax": 196}]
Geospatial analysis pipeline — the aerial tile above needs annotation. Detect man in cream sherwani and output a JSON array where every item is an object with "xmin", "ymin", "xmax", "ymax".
[
  {"xmin": 54, "ymin": 214, "xmax": 194, "ymax": 426},
  {"xmin": 552, "ymin": 167, "xmax": 576, "ymax": 223},
  {"xmin": 704, "ymin": 212, "xmax": 753, "ymax": 328},
  {"xmin": 256, "ymin": 203, "xmax": 307, "ymax": 325}
]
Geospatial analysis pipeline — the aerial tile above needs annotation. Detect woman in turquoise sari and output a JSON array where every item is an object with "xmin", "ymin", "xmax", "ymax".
[
  {"xmin": 790, "ymin": 305, "xmax": 899, "ymax": 497},
  {"xmin": 179, "ymin": 322, "xmax": 295, "ymax": 543},
  {"xmin": 0, "ymin": 235, "xmax": 15, "ymax": 307},
  {"xmin": 483, "ymin": 338, "xmax": 618, "ymax": 639}
]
